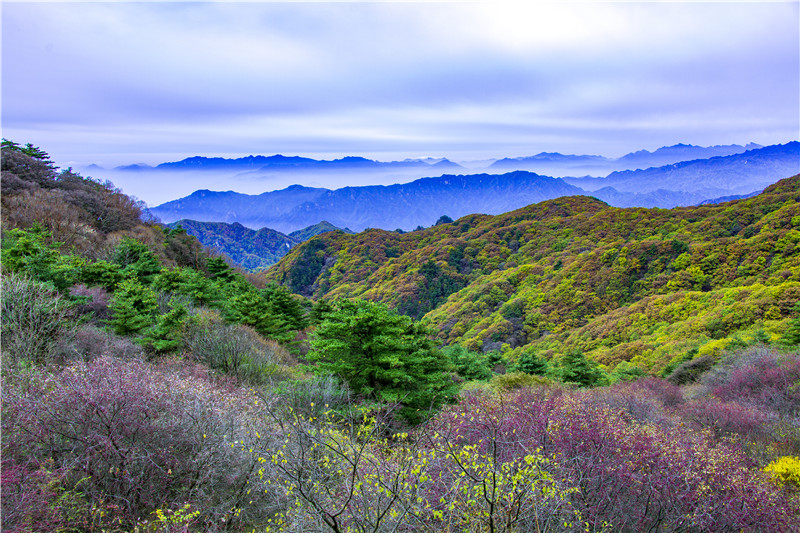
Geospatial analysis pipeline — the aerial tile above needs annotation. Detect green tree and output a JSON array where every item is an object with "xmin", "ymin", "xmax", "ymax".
[
  {"xmin": 1, "ymin": 225, "xmax": 83, "ymax": 291},
  {"xmin": 442, "ymin": 344, "xmax": 492, "ymax": 381},
  {"xmin": 261, "ymin": 283, "xmax": 309, "ymax": 331},
  {"xmin": 557, "ymin": 349, "xmax": 606, "ymax": 387},
  {"xmin": 515, "ymin": 349, "xmax": 549, "ymax": 376},
  {"xmin": 108, "ymin": 277, "xmax": 158, "ymax": 335},
  {"xmin": 153, "ymin": 267, "xmax": 219, "ymax": 306},
  {"xmin": 782, "ymin": 302, "xmax": 800, "ymax": 346},
  {"xmin": 308, "ymin": 299, "xmax": 456, "ymax": 422},
  {"xmin": 141, "ymin": 301, "xmax": 189, "ymax": 353},
  {"xmin": 224, "ymin": 289, "xmax": 293, "ymax": 344},
  {"xmin": 206, "ymin": 256, "xmax": 237, "ymax": 283},
  {"xmin": 2, "ymin": 138, "xmax": 53, "ymax": 162},
  {"xmin": 110, "ymin": 237, "xmax": 162, "ymax": 284}
]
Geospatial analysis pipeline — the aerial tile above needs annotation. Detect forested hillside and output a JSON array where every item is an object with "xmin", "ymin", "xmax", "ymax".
[
  {"xmin": 268, "ymin": 174, "xmax": 800, "ymax": 374},
  {"xmin": 166, "ymin": 219, "xmax": 349, "ymax": 270}
]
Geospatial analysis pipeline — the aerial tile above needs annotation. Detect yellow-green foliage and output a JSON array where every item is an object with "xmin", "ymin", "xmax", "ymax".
[
  {"xmin": 268, "ymin": 176, "xmax": 800, "ymax": 374},
  {"xmin": 764, "ymin": 456, "xmax": 800, "ymax": 489},
  {"xmin": 490, "ymin": 371, "xmax": 551, "ymax": 391},
  {"xmin": 257, "ymin": 405, "xmax": 582, "ymax": 532}
]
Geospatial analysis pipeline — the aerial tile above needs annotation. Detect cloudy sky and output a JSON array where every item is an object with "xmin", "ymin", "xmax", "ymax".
[{"xmin": 3, "ymin": 0, "xmax": 799, "ymax": 173}]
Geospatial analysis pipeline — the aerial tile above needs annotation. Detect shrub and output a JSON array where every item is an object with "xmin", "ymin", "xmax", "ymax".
[
  {"xmin": 490, "ymin": 371, "xmax": 549, "ymax": 390},
  {"xmin": 69, "ymin": 283, "xmax": 112, "ymax": 323},
  {"xmin": 666, "ymin": 353, "xmax": 714, "ymax": 385},
  {"xmin": 764, "ymin": 456, "xmax": 800, "ymax": 490},
  {"xmin": 1, "ymin": 357, "xmax": 273, "ymax": 530},
  {"xmin": 429, "ymin": 388, "xmax": 798, "ymax": 532},
  {"xmin": 268, "ymin": 374, "xmax": 351, "ymax": 417},
  {"xmin": 701, "ymin": 346, "xmax": 800, "ymax": 418},
  {"xmin": 68, "ymin": 324, "xmax": 144, "ymax": 361},
  {"xmin": 596, "ymin": 377, "xmax": 683, "ymax": 425},
  {"xmin": 253, "ymin": 397, "xmax": 581, "ymax": 533},
  {"xmin": 1, "ymin": 273, "xmax": 75, "ymax": 368},
  {"xmin": 183, "ymin": 310, "xmax": 289, "ymax": 384},
  {"xmin": 0, "ymin": 459, "xmax": 122, "ymax": 533},
  {"xmin": 679, "ymin": 397, "xmax": 774, "ymax": 440}
]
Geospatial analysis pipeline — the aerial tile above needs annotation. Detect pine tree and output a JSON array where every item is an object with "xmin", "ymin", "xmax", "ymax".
[
  {"xmin": 442, "ymin": 345, "xmax": 491, "ymax": 381},
  {"xmin": 782, "ymin": 302, "xmax": 800, "ymax": 346},
  {"xmin": 142, "ymin": 302, "xmax": 188, "ymax": 353},
  {"xmin": 261, "ymin": 283, "xmax": 309, "ymax": 331},
  {"xmin": 557, "ymin": 349, "xmax": 606, "ymax": 387},
  {"xmin": 308, "ymin": 299, "xmax": 456, "ymax": 422},
  {"xmin": 516, "ymin": 349, "xmax": 549, "ymax": 376},
  {"xmin": 223, "ymin": 289, "xmax": 298, "ymax": 344},
  {"xmin": 108, "ymin": 277, "xmax": 158, "ymax": 335}
]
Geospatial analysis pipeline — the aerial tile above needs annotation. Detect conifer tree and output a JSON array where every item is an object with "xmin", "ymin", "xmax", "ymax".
[
  {"xmin": 308, "ymin": 299, "xmax": 456, "ymax": 422},
  {"xmin": 782, "ymin": 302, "xmax": 800, "ymax": 346},
  {"xmin": 108, "ymin": 277, "xmax": 158, "ymax": 335},
  {"xmin": 557, "ymin": 349, "xmax": 606, "ymax": 387},
  {"xmin": 516, "ymin": 349, "xmax": 549, "ymax": 376}
]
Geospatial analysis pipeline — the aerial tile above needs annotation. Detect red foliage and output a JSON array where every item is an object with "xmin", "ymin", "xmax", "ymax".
[
  {"xmin": 1, "ymin": 357, "xmax": 267, "ymax": 530},
  {"xmin": 424, "ymin": 386, "xmax": 798, "ymax": 532}
]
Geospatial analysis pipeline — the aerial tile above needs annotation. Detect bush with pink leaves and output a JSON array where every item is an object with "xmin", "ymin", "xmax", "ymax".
[
  {"xmin": 427, "ymin": 387, "xmax": 798, "ymax": 532},
  {"xmin": 1, "ymin": 357, "xmax": 274, "ymax": 531}
]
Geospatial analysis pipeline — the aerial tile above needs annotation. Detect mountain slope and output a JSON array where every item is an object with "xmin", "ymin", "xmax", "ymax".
[
  {"xmin": 275, "ymin": 172, "xmax": 584, "ymax": 232},
  {"xmin": 266, "ymin": 174, "xmax": 800, "ymax": 373},
  {"xmin": 168, "ymin": 219, "xmax": 349, "ymax": 270},
  {"xmin": 151, "ymin": 185, "xmax": 329, "ymax": 228}
]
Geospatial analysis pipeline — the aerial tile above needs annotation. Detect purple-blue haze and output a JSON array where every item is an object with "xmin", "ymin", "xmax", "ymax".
[{"xmin": 2, "ymin": 1, "xmax": 798, "ymax": 204}]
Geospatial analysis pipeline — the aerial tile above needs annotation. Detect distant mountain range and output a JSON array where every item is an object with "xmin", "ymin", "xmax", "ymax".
[
  {"xmin": 104, "ymin": 142, "xmax": 761, "ymax": 177},
  {"xmin": 167, "ymin": 219, "xmax": 350, "ymax": 271},
  {"xmin": 111, "ymin": 154, "xmax": 462, "ymax": 173},
  {"xmin": 565, "ymin": 142, "xmax": 800, "ymax": 196},
  {"xmin": 489, "ymin": 142, "xmax": 764, "ymax": 175},
  {"xmin": 153, "ymin": 172, "xmax": 585, "ymax": 233},
  {"xmin": 151, "ymin": 142, "xmax": 799, "ymax": 234}
]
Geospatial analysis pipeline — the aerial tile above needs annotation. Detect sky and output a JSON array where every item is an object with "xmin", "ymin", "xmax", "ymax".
[{"xmin": 2, "ymin": 0, "xmax": 799, "ymax": 200}]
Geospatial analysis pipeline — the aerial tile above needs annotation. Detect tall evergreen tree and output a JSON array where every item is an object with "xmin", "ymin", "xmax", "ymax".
[
  {"xmin": 516, "ymin": 349, "xmax": 549, "ymax": 376},
  {"xmin": 782, "ymin": 302, "xmax": 800, "ymax": 346},
  {"xmin": 308, "ymin": 299, "xmax": 456, "ymax": 422},
  {"xmin": 557, "ymin": 349, "xmax": 606, "ymax": 387},
  {"xmin": 108, "ymin": 277, "xmax": 158, "ymax": 335}
]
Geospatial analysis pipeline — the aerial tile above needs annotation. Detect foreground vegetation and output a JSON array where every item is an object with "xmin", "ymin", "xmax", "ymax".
[
  {"xmin": 4, "ymin": 348, "xmax": 800, "ymax": 532},
  {"xmin": 2, "ymin": 141, "xmax": 800, "ymax": 532}
]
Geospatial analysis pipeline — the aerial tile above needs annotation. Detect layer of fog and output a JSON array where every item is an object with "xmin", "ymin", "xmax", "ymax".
[{"xmin": 79, "ymin": 161, "xmax": 638, "ymax": 208}]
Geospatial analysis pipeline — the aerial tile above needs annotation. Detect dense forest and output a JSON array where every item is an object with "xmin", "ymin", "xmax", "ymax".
[{"xmin": 2, "ymin": 141, "xmax": 799, "ymax": 532}]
